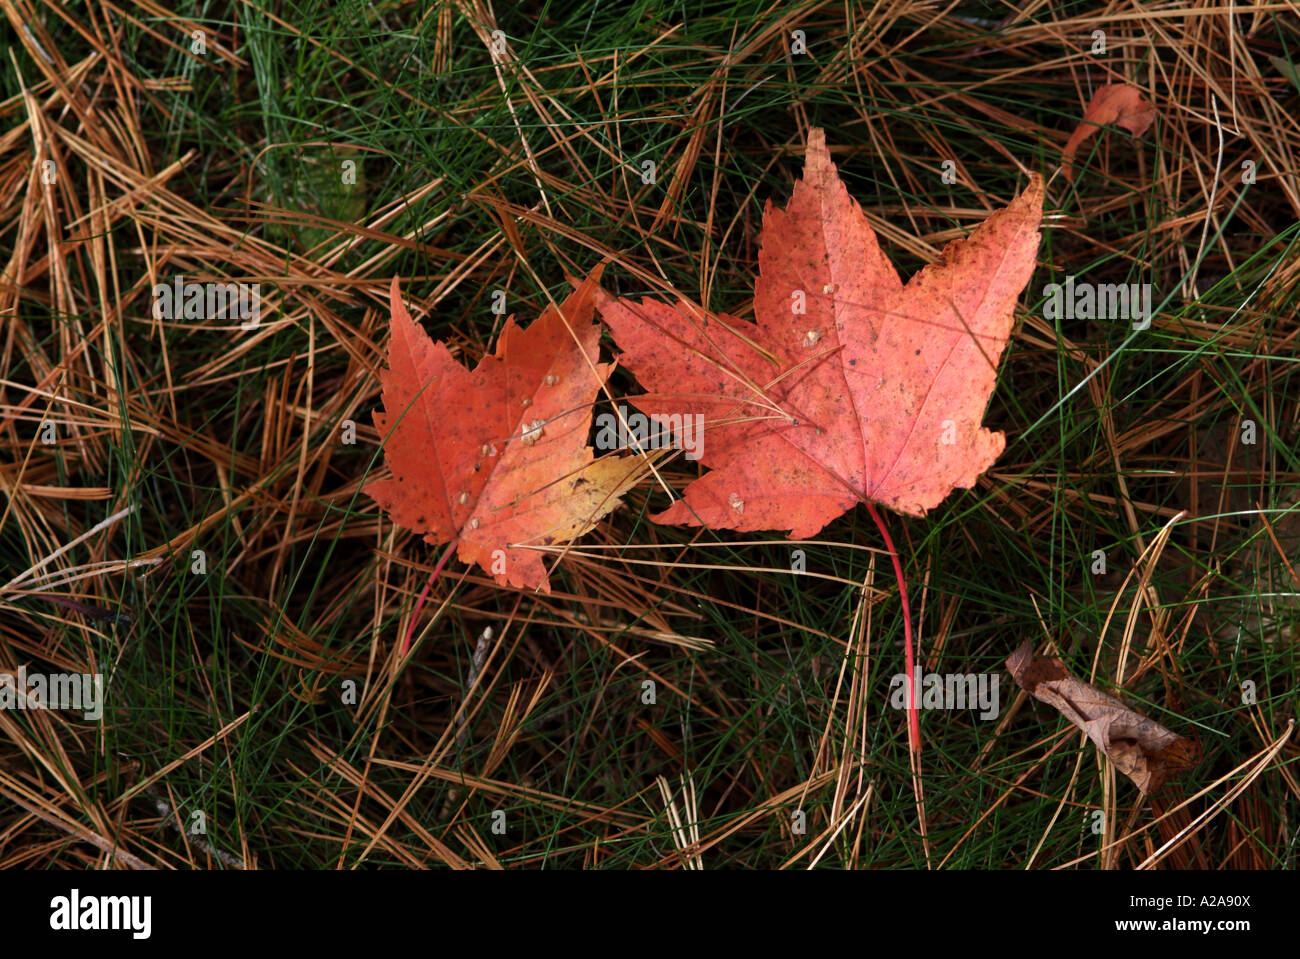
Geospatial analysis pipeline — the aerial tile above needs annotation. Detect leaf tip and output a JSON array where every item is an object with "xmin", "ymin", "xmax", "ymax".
[{"xmin": 387, "ymin": 274, "xmax": 413, "ymax": 332}]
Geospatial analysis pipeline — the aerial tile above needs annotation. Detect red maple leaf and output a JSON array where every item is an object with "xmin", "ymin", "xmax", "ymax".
[
  {"xmin": 595, "ymin": 129, "xmax": 1044, "ymax": 537},
  {"xmin": 365, "ymin": 266, "xmax": 637, "ymax": 593},
  {"xmin": 596, "ymin": 130, "xmax": 1043, "ymax": 754}
]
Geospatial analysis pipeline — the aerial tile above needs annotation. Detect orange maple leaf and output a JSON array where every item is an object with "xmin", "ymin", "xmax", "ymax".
[
  {"xmin": 595, "ymin": 128, "xmax": 1044, "ymax": 538},
  {"xmin": 364, "ymin": 267, "xmax": 638, "ymax": 592},
  {"xmin": 1060, "ymin": 83, "xmax": 1156, "ymax": 182}
]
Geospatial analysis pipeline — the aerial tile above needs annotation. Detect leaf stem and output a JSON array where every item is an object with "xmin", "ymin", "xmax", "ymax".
[
  {"xmin": 865, "ymin": 502, "xmax": 921, "ymax": 753},
  {"xmin": 400, "ymin": 538, "xmax": 459, "ymax": 656}
]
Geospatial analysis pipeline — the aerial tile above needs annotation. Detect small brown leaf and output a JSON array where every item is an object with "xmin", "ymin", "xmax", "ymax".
[
  {"xmin": 1060, "ymin": 83, "xmax": 1156, "ymax": 182},
  {"xmin": 1006, "ymin": 640, "xmax": 1199, "ymax": 794}
]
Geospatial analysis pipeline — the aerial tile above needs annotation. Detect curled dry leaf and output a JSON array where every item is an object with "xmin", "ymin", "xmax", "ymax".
[
  {"xmin": 1006, "ymin": 640, "xmax": 1199, "ymax": 794},
  {"xmin": 364, "ymin": 266, "xmax": 640, "ymax": 592},
  {"xmin": 1061, "ymin": 82, "xmax": 1156, "ymax": 182},
  {"xmin": 596, "ymin": 128, "xmax": 1043, "ymax": 536}
]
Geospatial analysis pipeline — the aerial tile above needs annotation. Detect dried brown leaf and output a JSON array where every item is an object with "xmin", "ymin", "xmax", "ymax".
[
  {"xmin": 1006, "ymin": 640, "xmax": 1199, "ymax": 794},
  {"xmin": 1060, "ymin": 83, "xmax": 1156, "ymax": 182}
]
